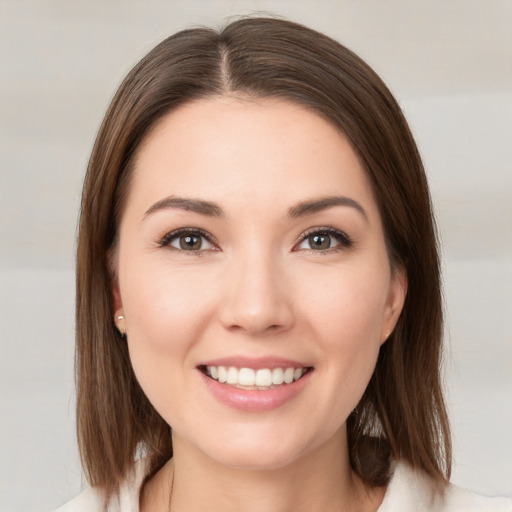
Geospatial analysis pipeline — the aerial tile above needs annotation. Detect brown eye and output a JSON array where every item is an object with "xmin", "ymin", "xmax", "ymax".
[
  {"xmin": 308, "ymin": 233, "xmax": 332, "ymax": 250},
  {"xmin": 160, "ymin": 229, "xmax": 216, "ymax": 252},
  {"xmin": 295, "ymin": 228, "xmax": 352, "ymax": 252},
  {"xmin": 179, "ymin": 234, "xmax": 203, "ymax": 250}
]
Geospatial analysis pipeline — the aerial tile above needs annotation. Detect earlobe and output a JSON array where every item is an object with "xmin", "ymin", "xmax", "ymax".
[
  {"xmin": 381, "ymin": 266, "xmax": 407, "ymax": 344},
  {"xmin": 115, "ymin": 313, "xmax": 127, "ymax": 338}
]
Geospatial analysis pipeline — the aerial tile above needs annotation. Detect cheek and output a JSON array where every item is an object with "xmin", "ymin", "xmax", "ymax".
[
  {"xmin": 120, "ymin": 267, "xmax": 220, "ymax": 428},
  {"xmin": 298, "ymin": 264, "xmax": 388, "ymax": 402},
  {"xmin": 121, "ymin": 260, "xmax": 217, "ymax": 344},
  {"xmin": 299, "ymin": 261, "xmax": 390, "ymax": 341},
  {"xmin": 119, "ymin": 260, "xmax": 219, "ymax": 397}
]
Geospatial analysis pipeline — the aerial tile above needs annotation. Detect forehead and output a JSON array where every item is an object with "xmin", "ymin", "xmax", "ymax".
[{"xmin": 128, "ymin": 96, "xmax": 378, "ymax": 218}]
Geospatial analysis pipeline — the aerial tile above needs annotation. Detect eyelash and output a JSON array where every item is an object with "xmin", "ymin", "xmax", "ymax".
[
  {"xmin": 158, "ymin": 228, "xmax": 218, "ymax": 253},
  {"xmin": 294, "ymin": 227, "xmax": 353, "ymax": 253},
  {"xmin": 158, "ymin": 227, "xmax": 352, "ymax": 253}
]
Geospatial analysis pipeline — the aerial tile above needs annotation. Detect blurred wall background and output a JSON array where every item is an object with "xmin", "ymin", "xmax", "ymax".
[{"xmin": 0, "ymin": 1, "xmax": 510, "ymax": 511}]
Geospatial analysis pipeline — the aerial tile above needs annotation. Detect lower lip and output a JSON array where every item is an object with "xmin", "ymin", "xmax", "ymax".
[{"xmin": 200, "ymin": 370, "xmax": 312, "ymax": 412}]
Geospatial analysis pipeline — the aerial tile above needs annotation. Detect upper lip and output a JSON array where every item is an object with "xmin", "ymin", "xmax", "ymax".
[{"xmin": 198, "ymin": 356, "xmax": 311, "ymax": 370}]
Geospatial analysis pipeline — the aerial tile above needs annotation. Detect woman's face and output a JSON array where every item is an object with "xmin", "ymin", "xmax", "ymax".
[{"xmin": 114, "ymin": 97, "xmax": 406, "ymax": 470}]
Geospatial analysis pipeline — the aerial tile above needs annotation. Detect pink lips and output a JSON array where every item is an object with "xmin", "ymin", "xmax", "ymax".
[{"xmin": 198, "ymin": 357, "xmax": 312, "ymax": 412}]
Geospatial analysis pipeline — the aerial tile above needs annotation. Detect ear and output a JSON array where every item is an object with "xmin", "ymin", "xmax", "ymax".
[
  {"xmin": 112, "ymin": 278, "xmax": 126, "ymax": 335},
  {"xmin": 381, "ymin": 265, "xmax": 407, "ymax": 344},
  {"xmin": 112, "ymin": 278, "xmax": 122, "ymax": 311}
]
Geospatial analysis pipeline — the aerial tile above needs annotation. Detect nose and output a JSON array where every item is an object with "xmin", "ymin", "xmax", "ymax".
[{"xmin": 219, "ymin": 252, "xmax": 294, "ymax": 336}]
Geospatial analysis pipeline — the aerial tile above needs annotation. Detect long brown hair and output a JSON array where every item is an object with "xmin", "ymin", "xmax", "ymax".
[{"xmin": 76, "ymin": 16, "xmax": 451, "ymax": 499}]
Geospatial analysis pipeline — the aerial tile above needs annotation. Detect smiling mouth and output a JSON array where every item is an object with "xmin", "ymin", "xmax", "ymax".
[{"xmin": 199, "ymin": 365, "xmax": 312, "ymax": 390}]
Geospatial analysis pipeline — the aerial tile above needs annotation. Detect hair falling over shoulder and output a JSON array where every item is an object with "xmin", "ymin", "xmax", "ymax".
[{"xmin": 75, "ymin": 15, "xmax": 451, "ymax": 499}]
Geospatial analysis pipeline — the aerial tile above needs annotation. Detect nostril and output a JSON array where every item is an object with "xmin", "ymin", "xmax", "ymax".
[{"xmin": 219, "ymin": 284, "xmax": 295, "ymax": 335}]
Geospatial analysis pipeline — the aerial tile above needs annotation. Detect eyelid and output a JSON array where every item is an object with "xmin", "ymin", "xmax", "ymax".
[
  {"xmin": 294, "ymin": 226, "xmax": 353, "ymax": 251},
  {"xmin": 157, "ymin": 226, "xmax": 352, "ymax": 253},
  {"xmin": 158, "ymin": 227, "xmax": 219, "ymax": 251}
]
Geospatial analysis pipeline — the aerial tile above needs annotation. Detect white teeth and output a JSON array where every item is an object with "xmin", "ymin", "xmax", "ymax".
[
  {"xmin": 283, "ymin": 367, "xmax": 295, "ymax": 384},
  {"xmin": 238, "ymin": 368, "xmax": 255, "ymax": 386},
  {"xmin": 205, "ymin": 365, "xmax": 306, "ymax": 388},
  {"xmin": 217, "ymin": 366, "xmax": 227, "ymax": 383},
  {"xmin": 256, "ymin": 369, "xmax": 272, "ymax": 387},
  {"xmin": 226, "ymin": 367, "xmax": 238, "ymax": 384},
  {"xmin": 272, "ymin": 367, "xmax": 284, "ymax": 385}
]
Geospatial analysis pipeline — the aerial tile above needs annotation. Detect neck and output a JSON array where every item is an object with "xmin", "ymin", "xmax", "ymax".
[{"xmin": 141, "ymin": 428, "xmax": 384, "ymax": 512}]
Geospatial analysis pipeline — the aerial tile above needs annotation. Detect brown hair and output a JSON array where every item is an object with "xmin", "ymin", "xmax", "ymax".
[{"xmin": 76, "ymin": 16, "xmax": 451, "ymax": 499}]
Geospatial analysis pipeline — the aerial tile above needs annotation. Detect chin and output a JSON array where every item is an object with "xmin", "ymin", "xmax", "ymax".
[
  {"xmin": 208, "ymin": 443, "xmax": 306, "ymax": 472},
  {"xmin": 184, "ymin": 423, "xmax": 334, "ymax": 473}
]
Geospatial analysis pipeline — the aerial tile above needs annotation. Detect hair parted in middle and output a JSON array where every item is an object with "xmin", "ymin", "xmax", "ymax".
[{"xmin": 76, "ymin": 16, "xmax": 450, "ymax": 499}]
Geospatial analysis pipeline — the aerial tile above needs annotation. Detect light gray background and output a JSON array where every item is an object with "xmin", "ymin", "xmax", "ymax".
[{"xmin": 1, "ymin": 1, "xmax": 511, "ymax": 511}]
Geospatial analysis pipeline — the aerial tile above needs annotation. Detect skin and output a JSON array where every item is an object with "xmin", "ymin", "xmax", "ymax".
[{"xmin": 113, "ymin": 96, "xmax": 407, "ymax": 512}]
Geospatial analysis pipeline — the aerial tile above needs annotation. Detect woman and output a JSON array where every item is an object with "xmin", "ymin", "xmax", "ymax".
[{"xmin": 58, "ymin": 16, "xmax": 511, "ymax": 512}]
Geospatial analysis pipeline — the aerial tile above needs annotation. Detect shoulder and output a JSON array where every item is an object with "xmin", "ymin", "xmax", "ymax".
[
  {"xmin": 379, "ymin": 462, "xmax": 512, "ymax": 512},
  {"xmin": 53, "ymin": 487, "xmax": 105, "ymax": 512},
  {"xmin": 442, "ymin": 483, "xmax": 512, "ymax": 512},
  {"xmin": 51, "ymin": 460, "xmax": 147, "ymax": 512}
]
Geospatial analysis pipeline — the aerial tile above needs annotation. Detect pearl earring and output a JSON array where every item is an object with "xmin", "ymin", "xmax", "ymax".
[{"xmin": 117, "ymin": 315, "xmax": 126, "ymax": 337}]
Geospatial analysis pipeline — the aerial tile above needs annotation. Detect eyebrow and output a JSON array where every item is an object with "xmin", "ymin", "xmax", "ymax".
[
  {"xmin": 143, "ymin": 194, "xmax": 368, "ymax": 222},
  {"xmin": 287, "ymin": 196, "xmax": 368, "ymax": 222},
  {"xmin": 144, "ymin": 196, "xmax": 224, "ymax": 219}
]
